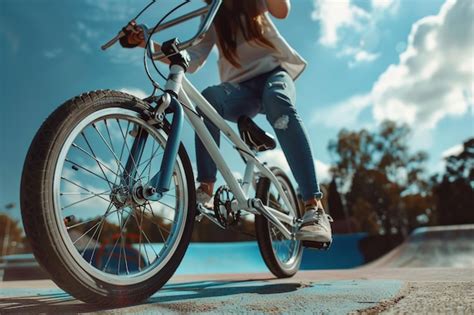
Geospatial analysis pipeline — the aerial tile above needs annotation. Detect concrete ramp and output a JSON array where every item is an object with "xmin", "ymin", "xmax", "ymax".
[{"xmin": 367, "ymin": 224, "xmax": 474, "ymax": 268}]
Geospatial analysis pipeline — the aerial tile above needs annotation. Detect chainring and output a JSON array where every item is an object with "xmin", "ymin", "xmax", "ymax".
[{"xmin": 213, "ymin": 185, "xmax": 240, "ymax": 228}]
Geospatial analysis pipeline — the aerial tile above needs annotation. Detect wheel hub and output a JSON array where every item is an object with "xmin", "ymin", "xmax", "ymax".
[
  {"xmin": 110, "ymin": 182, "xmax": 147, "ymax": 208},
  {"xmin": 111, "ymin": 186, "xmax": 129, "ymax": 209}
]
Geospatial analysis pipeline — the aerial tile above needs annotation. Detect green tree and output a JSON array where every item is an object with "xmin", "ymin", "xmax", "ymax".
[
  {"xmin": 0, "ymin": 214, "xmax": 24, "ymax": 256},
  {"xmin": 433, "ymin": 138, "xmax": 474, "ymax": 225},
  {"xmin": 327, "ymin": 178, "xmax": 345, "ymax": 220},
  {"xmin": 328, "ymin": 121, "xmax": 433, "ymax": 235}
]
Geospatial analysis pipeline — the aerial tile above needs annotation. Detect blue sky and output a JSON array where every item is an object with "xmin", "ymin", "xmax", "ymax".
[{"xmin": 1, "ymin": 0, "xmax": 473, "ymax": 221}]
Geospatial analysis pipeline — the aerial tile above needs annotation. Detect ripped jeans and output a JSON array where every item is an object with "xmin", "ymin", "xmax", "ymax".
[{"xmin": 195, "ymin": 66, "xmax": 323, "ymax": 201}]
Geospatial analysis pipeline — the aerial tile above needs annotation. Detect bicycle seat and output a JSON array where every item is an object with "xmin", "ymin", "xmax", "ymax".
[{"xmin": 237, "ymin": 116, "xmax": 276, "ymax": 152}]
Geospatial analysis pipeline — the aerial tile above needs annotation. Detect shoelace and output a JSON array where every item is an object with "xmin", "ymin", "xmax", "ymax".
[{"xmin": 302, "ymin": 208, "xmax": 334, "ymax": 227}]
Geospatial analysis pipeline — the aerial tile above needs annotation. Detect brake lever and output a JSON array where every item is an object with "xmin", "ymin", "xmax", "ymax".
[
  {"xmin": 101, "ymin": 20, "xmax": 138, "ymax": 51},
  {"xmin": 101, "ymin": 31, "xmax": 125, "ymax": 51}
]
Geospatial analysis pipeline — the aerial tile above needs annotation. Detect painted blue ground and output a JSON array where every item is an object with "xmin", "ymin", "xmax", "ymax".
[
  {"xmin": 0, "ymin": 279, "xmax": 403, "ymax": 314},
  {"xmin": 176, "ymin": 233, "xmax": 367, "ymax": 275},
  {"xmin": 1, "ymin": 234, "xmax": 367, "ymax": 277}
]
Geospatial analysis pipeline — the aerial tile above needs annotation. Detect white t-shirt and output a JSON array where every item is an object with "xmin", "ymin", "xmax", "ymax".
[{"xmin": 187, "ymin": 1, "xmax": 307, "ymax": 83}]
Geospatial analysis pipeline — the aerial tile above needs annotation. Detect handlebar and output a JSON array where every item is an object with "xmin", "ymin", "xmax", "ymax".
[{"xmin": 101, "ymin": 0, "xmax": 222, "ymax": 60}]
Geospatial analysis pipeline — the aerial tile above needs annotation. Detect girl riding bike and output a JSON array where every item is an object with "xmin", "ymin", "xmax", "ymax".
[{"xmin": 121, "ymin": 0, "xmax": 333, "ymax": 244}]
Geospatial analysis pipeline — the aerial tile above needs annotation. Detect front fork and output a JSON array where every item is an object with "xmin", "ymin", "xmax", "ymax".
[{"xmin": 123, "ymin": 62, "xmax": 187, "ymax": 201}]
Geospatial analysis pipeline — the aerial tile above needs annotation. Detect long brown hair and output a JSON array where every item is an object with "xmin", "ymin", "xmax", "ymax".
[{"xmin": 205, "ymin": 0, "xmax": 275, "ymax": 67}]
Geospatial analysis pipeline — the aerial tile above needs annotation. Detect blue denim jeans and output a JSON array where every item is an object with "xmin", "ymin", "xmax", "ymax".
[{"xmin": 195, "ymin": 66, "xmax": 323, "ymax": 201}]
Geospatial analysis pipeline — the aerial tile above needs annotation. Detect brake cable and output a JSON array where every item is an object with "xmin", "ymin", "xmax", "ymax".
[
  {"xmin": 133, "ymin": 0, "xmax": 156, "ymax": 21},
  {"xmin": 143, "ymin": 0, "xmax": 191, "ymax": 91},
  {"xmin": 131, "ymin": 1, "xmax": 246, "ymax": 157}
]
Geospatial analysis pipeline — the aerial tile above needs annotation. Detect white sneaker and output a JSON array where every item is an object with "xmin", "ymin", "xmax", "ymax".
[
  {"xmin": 196, "ymin": 186, "xmax": 213, "ymax": 207},
  {"xmin": 296, "ymin": 206, "xmax": 333, "ymax": 243}
]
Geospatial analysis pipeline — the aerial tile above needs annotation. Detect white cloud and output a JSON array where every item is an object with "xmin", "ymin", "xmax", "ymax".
[
  {"xmin": 442, "ymin": 144, "xmax": 464, "ymax": 159},
  {"xmin": 313, "ymin": 0, "xmax": 474, "ymax": 144},
  {"xmin": 353, "ymin": 50, "xmax": 380, "ymax": 63},
  {"xmin": 119, "ymin": 88, "xmax": 149, "ymax": 99},
  {"xmin": 43, "ymin": 48, "xmax": 63, "ymax": 59},
  {"xmin": 0, "ymin": 29, "xmax": 20, "ymax": 54},
  {"xmin": 315, "ymin": 159, "xmax": 331, "ymax": 183},
  {"xmin": 260, "ymin": 149, "xmax": 291, "ymax": 173},
  {"xmin": 371, "ymin": 0, "xmax": 398, "ymax": 11},
  {"xmin": 84, "ymin": 0, "xmax": 136, "ymax": 22},
  {"xmin": 70, "ymin": 33, "xmax": 92, "ymax": 54},
  {"xmin": 312, "ymin": 93, "xmax": 372, "ymax": 129},
  {"xmin": 259, "ymin": 149, "xmax": 330, "ymax": 183},
  {"xmin": 69, "ymin": 21, "xmax": 103, "ymax": 55},
  {"xmin": 312, "ymin": 0, "xmax": 369, "ymax": 47},
  {"xmin": 312, "ymin": 0, "xmax": 399, "ymax": 67},
  {"xmin": 372, "ymin": 0, "xmax": 474, "ymax": 129},
  {"xmin": 77, "ymin": 22, "xmax": 100, "ymax": 40},
  {"xmin": 337, "ymin": 47, "xmax": 381, "ymax": 68}
]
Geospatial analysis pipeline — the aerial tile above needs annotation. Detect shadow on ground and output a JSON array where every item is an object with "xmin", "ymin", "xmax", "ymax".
[{"xmin": 0, "ymin": 279, "xmax": 304, "ymax": 313}]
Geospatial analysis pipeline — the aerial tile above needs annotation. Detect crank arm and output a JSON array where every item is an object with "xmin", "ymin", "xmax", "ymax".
[
  {"xmin": 250, "ymin": 198, "xmax": 293, "ymax": 240},
  {"xmin": 196, "ymin": 203, "xmax": 226, "ymax": 230}
]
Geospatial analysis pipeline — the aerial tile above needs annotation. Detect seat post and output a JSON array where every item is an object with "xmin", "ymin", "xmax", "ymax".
[{"xmin": 242, "ymin": 159, "xmax": 255, "ymax": 196}]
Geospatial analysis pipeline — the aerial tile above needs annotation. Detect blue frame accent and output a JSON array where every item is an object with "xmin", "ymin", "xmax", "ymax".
[
  {"xmin": 147, "ymin": 97, "xmax": 184, "ymax": 199},
  {"xmin": 123, "ymin": 128, "xmax": 148, "ymax": 188},
  {"xmin": 123, "ymin": 96, "xmax": 184, "ymax": 201}
]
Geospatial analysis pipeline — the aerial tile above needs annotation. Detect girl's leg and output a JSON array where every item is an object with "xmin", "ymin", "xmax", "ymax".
[
  {"xmin": 260, "ymin": 69, "xmax": 323, "ymax": 204},
  {"xmin": 195, "ymin": 82, "xmax": 261, "ymax": 191}
]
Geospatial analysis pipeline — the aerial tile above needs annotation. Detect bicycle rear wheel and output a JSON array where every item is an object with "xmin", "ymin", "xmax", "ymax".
[
  {"xmin": 255, "ymin": 167, "xmax": 303, "ymax": 278},
  {"xmin": 20, "ymin": 90, "xmax": 195, "ymax": 306}
]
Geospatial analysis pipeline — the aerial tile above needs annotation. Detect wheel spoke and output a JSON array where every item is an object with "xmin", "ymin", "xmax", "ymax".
[
  {"xmin": 71, "ymin": 142, "xmax": 121, "ymax": 178},
  {"xmin": 80, "ymin": 202, "xmax": 114, "ymax": 257},
  {"xmin": 80, "ymin": 131, "xmax": 114, "ymax": 191},
  {"xmin": 61, "ymin": 189, "xmax": 111, "ymax": 210},
  {"xmin": 64, "ymin": 159, "xmax": 115, "ymax": 187},
  {"xmin": 61, "ymin": 192, "xmax": 110, "ymax": 196},
  {"xmin": 145, "ymin": 203, "xmax": 168, "ymax": 241},
  {"xmin": 123, "ymin": 207, "xmax": 159, "ymax": 258},
  {"xmin": 116, "ymin": 120, "xmax": 140, "ymax": 179},
  {"xmin": 61, "ymin": 177, "xmax": 111, "ymax": 204},
  {"xmin": 87, "ymin": 204, "xmax": 114, "ymax": 264},
  {"xmin": 137, "ymin": 206, "xmax": 144, "ymax": 270},
  {"xmin": 92, "ymin": 122, "xmax": 130, "ymax": 181},
  {"xmin": 102, "ymin": 210, "xmax": 133, "ymax": 272},
  {"xmin": 120, "ymin": 209, "xmax": 130, "ymax": 275},
  {"xmin": 66, "ymin": 209, "xmax": 118, "ymax": 230},
  {"xmin": 145, "ymin": 202, "xmax": 175, "ymax": 228},
  {"xmin": 72, "ymin": 220, "xmax": 102, "ymax": 246}
]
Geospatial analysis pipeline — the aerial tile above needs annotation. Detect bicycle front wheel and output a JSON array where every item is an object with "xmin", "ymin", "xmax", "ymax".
[{"xmin": 20, "ymin": 90, "xmax": 196, "ymax": 306}]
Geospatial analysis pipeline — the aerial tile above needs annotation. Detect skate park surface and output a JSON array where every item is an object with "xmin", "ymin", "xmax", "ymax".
[{"xmin": 1, "ymin": 225, "xmax": 473, "ymax": 314}]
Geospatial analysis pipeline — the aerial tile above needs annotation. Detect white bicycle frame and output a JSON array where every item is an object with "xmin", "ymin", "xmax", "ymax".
[
  {"xmin": 102, "ymin": 0, "xmax": 299, "ymax": 240},
  {"xmin": 178, "ymin": 76, "xmax": 297, "ymax": 239}
]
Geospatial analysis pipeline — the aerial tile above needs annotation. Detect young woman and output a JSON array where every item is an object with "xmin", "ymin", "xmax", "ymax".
[{"xmin": 120, "ymin": 0, "xmax": 332, "ymax": 244}]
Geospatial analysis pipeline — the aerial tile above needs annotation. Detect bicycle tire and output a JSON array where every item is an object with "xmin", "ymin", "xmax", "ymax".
[
  {"xmin": 20, "ymin": 90, "xmax": 196, "ymax": 306},
  {"xmin": 255, "ymin": 167, "xmax": 303, "ymax": 278}
]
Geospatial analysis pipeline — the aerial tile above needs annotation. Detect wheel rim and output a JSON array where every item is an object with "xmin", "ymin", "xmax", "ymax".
[
  {"xmin": 267, "ymin": 176, "xmax": 301, "ymax": 269},
  {"xmin": 53, "ymin": 108, "xmax": 188, "ymax": 285}
]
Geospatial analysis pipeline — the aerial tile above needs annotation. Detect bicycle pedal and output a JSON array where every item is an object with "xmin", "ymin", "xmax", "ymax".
[
  {"xmin": 302, "ymin": 240, "xmax": 331, "ymax": 250},
  {"xmin": 195, "ymin": 213, "xmax": 204, "ymax": 222}
]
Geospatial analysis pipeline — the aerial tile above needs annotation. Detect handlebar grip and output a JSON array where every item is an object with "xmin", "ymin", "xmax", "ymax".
[{"xmin": 101, "ymin": 31, "xmax": 125, "ymax": 51}]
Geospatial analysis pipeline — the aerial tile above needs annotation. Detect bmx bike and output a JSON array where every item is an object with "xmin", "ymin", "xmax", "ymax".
[{"xmin": 20, "ymin": 0, "xmax": 327, "ymax": 306}]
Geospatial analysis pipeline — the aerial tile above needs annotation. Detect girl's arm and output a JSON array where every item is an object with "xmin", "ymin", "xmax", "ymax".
[
  {"xmin": 265, "ymin": 0, "xmax": 291, "ymax": 19},
  {"xmin": 120, "ymin": 20, "xmax": 215, "ymax": 71}
]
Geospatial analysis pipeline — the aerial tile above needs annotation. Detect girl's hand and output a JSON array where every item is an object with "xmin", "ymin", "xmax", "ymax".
[
  {"xmin": 265, "ymin": 0, "xmax": 290, "ymax": 19},
  {"xmin": 119, "ymin": 21, "xmax": 146, "ymax": 48}
]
